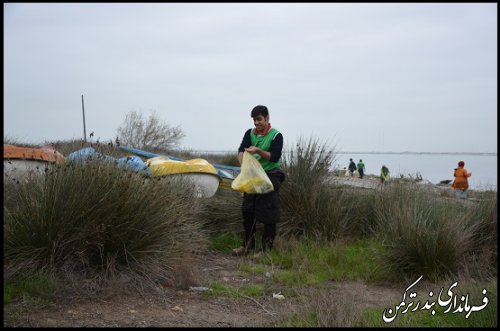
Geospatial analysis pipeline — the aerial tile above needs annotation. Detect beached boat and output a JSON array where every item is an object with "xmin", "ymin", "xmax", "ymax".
[
  {"xmin": 145, "ymin": 156, "xmax": 221, "ymax": 198},
  {"xmin": 118, "ymin": 146, "xmax": 239, "ymax": 191},
  {"xmin": 4, "ymin": 144, "xmax": 65, "ymax": 182},
  {"xmin": 67, "ymin": 146, "xmax": 221, "ymax": 198},
  {"xmin": 67, "ymin": 147, "xmax": 151, "ymax": 175}
]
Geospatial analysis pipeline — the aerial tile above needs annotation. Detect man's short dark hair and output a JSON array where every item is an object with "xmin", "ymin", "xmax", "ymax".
[{"xmin": 251, "ymin": 105, "xmax": 269, "ymax": 118}]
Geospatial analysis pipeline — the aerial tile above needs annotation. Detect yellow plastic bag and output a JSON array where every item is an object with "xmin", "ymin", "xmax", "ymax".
[{"xmin": 231, "ymin": 151, "xmax": 274, "ymax": 194}]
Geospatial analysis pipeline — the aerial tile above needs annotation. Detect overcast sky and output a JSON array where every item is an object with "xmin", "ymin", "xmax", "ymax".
[{"xmin": 4, "ymin": 3, "xmax": 497, "ymax": 153}]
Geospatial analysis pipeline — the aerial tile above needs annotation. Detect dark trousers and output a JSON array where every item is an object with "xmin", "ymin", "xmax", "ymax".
[
  {"xmin": 241, "ymin": 170, "xmax": 285, "ymax": 251},
  {"xmin": 242, "ymin": 218, "xmax": 276, "ymax": 252}
]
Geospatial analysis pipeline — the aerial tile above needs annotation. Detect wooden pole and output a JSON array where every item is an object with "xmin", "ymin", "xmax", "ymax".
[{"xmin": 81, "ymin": 95, "xmax": 87, "ymax": 142}]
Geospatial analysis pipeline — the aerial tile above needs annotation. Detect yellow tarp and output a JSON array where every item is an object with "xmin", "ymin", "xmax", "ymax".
[{"xmin": 145, "ymin": 156, "xmax": 218, "ymax": 177}]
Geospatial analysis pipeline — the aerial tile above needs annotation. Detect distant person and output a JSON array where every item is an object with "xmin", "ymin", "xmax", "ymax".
[
  {"xmin": 452, "ymin": 161, "xmax": 472, "ymax": 199},
  {"xmin": 348, "ymin": 158, "xmax": 357, "ymax": 177},
  {"xmin": 380, "ymin": 165, "xmax": 390, "ymax": 184},
  {"xmin": 357, "ymin": 159, "xmax": 365, "ymax": 179}
]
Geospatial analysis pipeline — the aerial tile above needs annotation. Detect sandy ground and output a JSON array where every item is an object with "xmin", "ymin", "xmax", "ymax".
[
  {"xmin": 329, "ymin": 173, "xmax": 451, "ymax": 190},
  {"xmin": 4, "ymin": 251, "xmax": 404, "ymax": 327}
]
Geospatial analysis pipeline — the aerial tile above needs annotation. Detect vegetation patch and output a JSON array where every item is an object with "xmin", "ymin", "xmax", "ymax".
[
  {"xmin": 4, "ymin": 159, "xmax": 207, "ymax": 300},
  {"xmin": 207, "ymin": 233, "xmax": 242, "ymax": 253}
]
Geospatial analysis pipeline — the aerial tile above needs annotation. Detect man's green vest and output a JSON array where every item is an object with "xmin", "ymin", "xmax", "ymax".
[{"xmin": 249, "ymin": 127, "xmax": 281, "ymax": 171}]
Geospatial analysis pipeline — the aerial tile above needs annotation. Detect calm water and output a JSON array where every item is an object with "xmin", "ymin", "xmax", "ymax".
[{"xmin": 336, "ymin": 153, "xmax": 497, "ymax": 191}]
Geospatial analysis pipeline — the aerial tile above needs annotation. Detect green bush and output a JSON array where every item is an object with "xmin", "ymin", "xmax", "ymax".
[
  {"xmin": 279, "ymin": 137, "xmax": 375, "ymax": 241},
  {"xmin": 279, "ymin": 137, "xmax": 336, "ymax": 240},
  {"xmin": 197, "ymin": 188, "xmax": 242, "ymax": 235},
  {"xmin": 4, "ymin": 159, "xmax": 207, "ymax": 297},
  {"xmin": 459, "ymin": 191, "xmax": 497, "ymax": 279},
  {"xmin": 372, "ymin": 182, "xmax": 486, "ymax": 281}
]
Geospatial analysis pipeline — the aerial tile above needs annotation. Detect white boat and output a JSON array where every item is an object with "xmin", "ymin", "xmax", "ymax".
[
  {"xmin": 66, "ymin": 147, "xmax": 221, "ymax": 198},
  {"xmin": 145, "ymin": 156, "xmax": 221, "ymax": 198},
  {"xmin": 155, "ymin": 172, "xmax": 222, "ymax": 198},
  {"xmin": 119, "ymin": 146, "xmax": 239, "ymax": 191},
  {"xmin": 4, "ymin": 144, "xmax": 65, "ymax": 182}
]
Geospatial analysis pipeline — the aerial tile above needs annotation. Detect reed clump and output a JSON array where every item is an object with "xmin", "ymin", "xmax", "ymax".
[
  {"xmin": 197, "ymin": 187, "xmax": 242, "ymax": 235},
  {"xmin": 4, "ymin": 158, "xmax": 206, "ymax": 299},
  {"xmin": 372, "ymin": 181, "xmax": 497, "ymax": 282},
  {"xmin": 279, "ymin": 136, "xmax": 375, "ymax": 241}
]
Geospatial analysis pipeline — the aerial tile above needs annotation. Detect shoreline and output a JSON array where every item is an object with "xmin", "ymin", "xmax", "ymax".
[{"xmin": 328, "ymin": 173, "xmax": 497, "ymax": 195}]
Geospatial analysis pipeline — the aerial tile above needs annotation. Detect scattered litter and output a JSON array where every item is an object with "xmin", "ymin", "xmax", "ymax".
[
  {"xmin": 171, "ymin": 305, "xmax": 183, "ymax": 312},
  {"xmin": 189, "ymin": 286, "xmax": 213, "ymax": 292},
  {"xmin": 273, "ymin": 292, "xmax": 285, "ymax": 300}
]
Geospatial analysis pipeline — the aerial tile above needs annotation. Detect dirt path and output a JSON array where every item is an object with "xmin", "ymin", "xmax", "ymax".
[{"xmin": 4, "ymin": 252, "xmax": 403, "ymax": 327}]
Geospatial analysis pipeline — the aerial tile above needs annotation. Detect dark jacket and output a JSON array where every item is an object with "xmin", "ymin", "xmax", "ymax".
[{"xmin": 348, "ymin": 161, "xmax": 357, "ymax": 172}]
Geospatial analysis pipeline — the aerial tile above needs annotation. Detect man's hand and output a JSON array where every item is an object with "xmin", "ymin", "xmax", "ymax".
[
  {"xmin": 245, "ymin": 146, "xmax": 260, "ymax": 154},
  {"xmin": 245, "ymin": 146, "xmax": 271, "ymax": 161}
]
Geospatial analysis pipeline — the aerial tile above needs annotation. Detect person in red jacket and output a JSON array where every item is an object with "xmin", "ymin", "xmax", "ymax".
[{"xmin": 452, "ymin": 161, "xmax": 472, "ymax": 199}]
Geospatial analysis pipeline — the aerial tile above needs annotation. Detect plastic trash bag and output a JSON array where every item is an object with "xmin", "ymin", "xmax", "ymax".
[{"xmin": 231, "ymin": 151, "xmax": 274, "ymax": 194}]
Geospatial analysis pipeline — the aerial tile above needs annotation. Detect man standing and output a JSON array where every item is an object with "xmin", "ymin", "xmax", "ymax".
[
  {"xmin": 380, "ymin": 165, "xmax": 390, "ymax": 184},
  {"xmin": 232, "ymin": 105, "xmax": 285, "ymax": 257},
  {"xmin": 357, "ymin": 159, "xmax": 365, "ymax": 179},
  {"xmin": 348, "ymin": 158, "xmax": 357, "ymax": 176}
]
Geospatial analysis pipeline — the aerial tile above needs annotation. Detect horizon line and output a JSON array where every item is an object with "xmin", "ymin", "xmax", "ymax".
[
  {"xmin": 336, "ymin": 151, "xmax": 497, "ymax": 155},
  {"xmin": 181, "ymin": 150, "xmax": 497, "ymax": 156}
]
